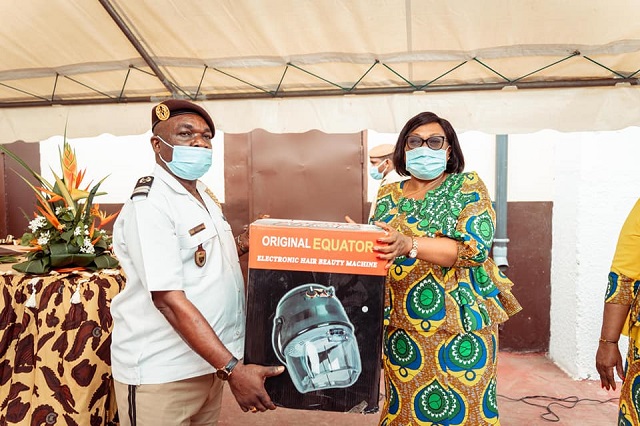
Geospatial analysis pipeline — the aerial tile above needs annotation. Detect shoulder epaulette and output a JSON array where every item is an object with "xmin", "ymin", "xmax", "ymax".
[{"xmin": 131, "ymin": 176, "xmax": 154, "ymax": 199}]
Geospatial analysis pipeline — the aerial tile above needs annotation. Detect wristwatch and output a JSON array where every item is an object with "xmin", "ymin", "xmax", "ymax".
[
  {"xmin": 407, "ymin": 237, "xmax": 418, "ymax": 259},
  {"xmin": 216, "ymin": 356, "xmax": 239, "ymax": 381}
]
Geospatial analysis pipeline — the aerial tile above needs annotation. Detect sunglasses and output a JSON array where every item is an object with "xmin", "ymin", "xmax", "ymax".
[{"xmin": 405, "ymin": 135, "xmax": 446, "ymax": 150}]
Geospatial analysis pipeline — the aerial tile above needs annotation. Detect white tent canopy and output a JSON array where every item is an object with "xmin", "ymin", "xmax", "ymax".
[{"xmin": 1, "ymin": 0, "xmax": 639, "ymax": 142}]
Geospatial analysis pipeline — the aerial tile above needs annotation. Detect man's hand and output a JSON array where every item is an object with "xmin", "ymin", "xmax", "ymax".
[
  {"xmin": 237, "ymin": 214, "xmax": 271, "ymax": 255},
  {"xmin": 228, "ymin": 362, "xmax": 285, "ymax": 413}
]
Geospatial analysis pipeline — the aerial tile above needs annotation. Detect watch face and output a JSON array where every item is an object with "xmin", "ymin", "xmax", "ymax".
[{"xmin": 216, "ymin": 369, "xmax": 229, "ymax": 381}]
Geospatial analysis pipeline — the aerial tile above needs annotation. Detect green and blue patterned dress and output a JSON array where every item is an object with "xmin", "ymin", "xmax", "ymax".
[
  {"xmin": 371, "ymin": 171, "xmax": 521, "ymax": 425},
  {"xmin": 603, "ymin": 199, "xmax": 640, "ymax": 425}
]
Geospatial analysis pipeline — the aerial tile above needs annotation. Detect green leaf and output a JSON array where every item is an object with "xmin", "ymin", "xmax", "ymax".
[
  {"xmin": 61, "ymin": 229, "xmax": 74, "ymax": 242},
  {"xmin": 20, "ymin": 233, "xmax": 34, "ymax": 245},
  {"xmin": 52, "ymin": 171, "xmax": 76, "ymax": 214},
  {"xmin": 91, "ymin": 254, "xmax": 119, "ymax": 270},
  {"xmin": 49, "ymin": 242, "xmax": 80, "ymax": 256},
  {"xmin": 49, "ymin": 242, "xmax": 95, "ymax": 267},
  {"xmin": 59, "ymin": 210, "xmax": 75, "ymax": 222},
  {"xmin": 13, "ymin": 257, "xmax": 50, "ymax": 274},
  {"xmin": 93, "ymin": 238, "xmax": 108, "ymax": 250}
]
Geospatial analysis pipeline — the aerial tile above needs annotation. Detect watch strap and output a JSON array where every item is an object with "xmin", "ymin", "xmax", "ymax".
[
  {"xmin": 408, "ymin": 237, "xmax": 418, "ymax": 258},
  {"xmin": 224, "ymin": 356, "xmax": 239, "ymax": 375},
  {"xmin": 216, "ymin": 356, "xmax": 239, "ymax": 380}
]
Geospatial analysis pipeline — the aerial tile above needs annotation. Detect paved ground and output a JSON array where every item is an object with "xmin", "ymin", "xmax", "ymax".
[{"xmin": 218, "ymin": 352, "xmax": 620, "ymax": 425}]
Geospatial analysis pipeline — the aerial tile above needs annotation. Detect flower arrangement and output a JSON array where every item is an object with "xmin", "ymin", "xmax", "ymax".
[{"xmin": 0, "ymin": 138, "xmax": 119, "ymax": 274}]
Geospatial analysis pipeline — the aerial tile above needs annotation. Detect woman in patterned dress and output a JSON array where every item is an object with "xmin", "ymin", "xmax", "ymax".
[
  {"xmin": 596, "ymin": 199, "xmax": 640, "ymax": 424},
  {"xmin": 370, "ymin": 112, "xmax": 521, "ymax": 425}
]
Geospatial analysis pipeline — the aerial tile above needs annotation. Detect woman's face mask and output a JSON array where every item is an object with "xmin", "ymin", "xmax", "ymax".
[
  {"xmin": 156, "ymin": 135, "xmax": 212, "ymax": 180},
  {"xmin": 405, "ymin": 146, "xmax": 448, "ymax": 180}
]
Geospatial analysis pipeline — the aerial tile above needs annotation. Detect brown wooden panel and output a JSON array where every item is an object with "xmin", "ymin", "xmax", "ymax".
[
  {"xmin": 223, "ymin": 133, "xmax": 251, "ymax": 235},
  {"xmin": 0, "ymin": 146, "xmax": 6, "ymax": 236},
  {"xmin": 245, "ymin": 129, "xmax": 365, "ymax": 223},
  {"xmin": 498, "ymin": 201, "xmax": 552, "ymax": 353},
  {"xmin": 1, "ymin": 141, "xmax": 41, "ymax": 239}
]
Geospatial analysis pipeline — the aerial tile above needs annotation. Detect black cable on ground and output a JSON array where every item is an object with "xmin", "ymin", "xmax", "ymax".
[{"xmin": 497, "ymin": 394, "xmax": 619, "ymax": 422}]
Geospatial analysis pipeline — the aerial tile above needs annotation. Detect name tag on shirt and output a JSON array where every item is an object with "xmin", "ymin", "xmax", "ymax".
[{"xmin": 189, "ymin": 223, "xmax": 206, "ymax": 236}]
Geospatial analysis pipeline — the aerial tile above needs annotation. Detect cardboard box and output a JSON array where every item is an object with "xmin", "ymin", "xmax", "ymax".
[{"xmin": 244, "ymin": 218, "xmax": 387, "ymax": 413}]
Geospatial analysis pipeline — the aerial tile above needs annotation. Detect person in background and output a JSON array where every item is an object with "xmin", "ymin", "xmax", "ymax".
[
  {"xmin": 596, "ymin": 198, "xmax": 640, "ymax": 424},
  {"xmin": 111, "ymin": 99, "xmax": 283, "ymax": 426},
  {"xmin": 369, "ymin": 143, "xmax": 406, "ymax": 186},
  {"xmin": 369, "ymin": 111, "xmax": 521, "ymax": 425},
  {"xmin": 368, "ymin": 143, "xmax": 407, "ymax": 220}
]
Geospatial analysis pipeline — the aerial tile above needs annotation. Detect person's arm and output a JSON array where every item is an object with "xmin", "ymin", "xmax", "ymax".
[
  {"xmin": 595, "ymin": 302, "xmax": 629, "ymax": 390},
  {"xmin": 596, "ymin": 199, "xmax": 640, "ymax": 391},
  {"xmin": 372, "ymin": 224, "xmax": 457, "ymax": 268},
  {"xmin": 373, "ymin": 173, "xmax": 490, "ymax": 268},
  {"xmin": 448, "ymin": 173, "xmax": 495, "ymax": 268},
  {"xmin": 152, "ymin": 290, "xmax": 284, "ymax": 412},
  {"xmin": 235, "ymin": 214, "xmax": 270, "ymax": 257},
  {"xmin": 235, "ymin": 231, "xmax": 249, "ymax": 256}
]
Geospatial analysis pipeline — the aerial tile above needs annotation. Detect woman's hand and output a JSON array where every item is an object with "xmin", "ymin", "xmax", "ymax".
[
  {"xmin": 595, "ymin": 341, "xmax": 625, "ymax": 390},
  {"xmin": 372, "ymin": 221, "xmax": 412, "ymax": 269}
]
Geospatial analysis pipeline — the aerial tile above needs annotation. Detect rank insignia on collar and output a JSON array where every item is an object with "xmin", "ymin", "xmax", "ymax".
[
  {"xmin": 195, "ymin": 244, "xmax": 206, "ymax": 267},
  {"xmin": 131, "ymin": 176, "xmax": 154, "ymax": 199}
]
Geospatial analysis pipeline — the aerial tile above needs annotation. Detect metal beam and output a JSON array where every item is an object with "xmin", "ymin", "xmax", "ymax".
[
  {"xmin": 0, "ymin": 77, "xmax": 637, "ymax": 108},
  {"xmin": 98, "ymin": 0, "xmax": 178, "ymax": 96}
]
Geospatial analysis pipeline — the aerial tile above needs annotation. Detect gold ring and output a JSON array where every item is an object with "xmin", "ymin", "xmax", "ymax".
[{"xmin": 250, "ymin": 407, "xmax": 257, "ymax": 413}]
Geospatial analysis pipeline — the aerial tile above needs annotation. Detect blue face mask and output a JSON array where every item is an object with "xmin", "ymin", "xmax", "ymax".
[
  {"xmin": 405, "ymin": 147, "xmax": 447, "ymax": 180},
  {"xmin": 369, "ymin": 160, "xmax": 387, "ymax": 180},
  {"xmin": 157, "ymin": 136, "xmax": 212, "ymax": 180}
]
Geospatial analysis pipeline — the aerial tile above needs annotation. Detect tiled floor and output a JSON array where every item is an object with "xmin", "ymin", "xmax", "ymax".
[{"xmin": 218, "ymin": 352, "xmax": 621, "ymax": 425}]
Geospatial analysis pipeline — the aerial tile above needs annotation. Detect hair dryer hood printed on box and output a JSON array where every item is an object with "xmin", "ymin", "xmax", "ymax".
[{"xmin": 272, "ymin": 283, "xmax": 362, "ymax": 394}]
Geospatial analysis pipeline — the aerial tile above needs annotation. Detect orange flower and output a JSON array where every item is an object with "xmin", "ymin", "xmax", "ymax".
[
  {"xmin": 93, "ymin": 204, "xmax": 120, "ymax": 229},
  {"xmin": 36, "ymin": 186, "xmax": 65, "ymax": 204},
  {"xmin": 36, "ymin": 206, "xmax": 63, "ymax": 231}
]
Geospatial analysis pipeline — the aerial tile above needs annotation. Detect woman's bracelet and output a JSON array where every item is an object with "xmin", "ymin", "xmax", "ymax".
[
  {"xmin": 235, "ymin": 235, "xmax": 248, "ymax": 254},
  {"xmin": 599, "ymin": 337, "xmax": 618, "ymax": 344}
]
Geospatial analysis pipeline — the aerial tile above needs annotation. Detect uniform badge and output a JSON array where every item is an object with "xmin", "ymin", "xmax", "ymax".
[
  {"xmin": 195, "ymin": 243, "xmax": 206, "ymax": 267},
  {"xmin": 155, "ymin": 104, "xmax": 170, "ymax": 121},
  {"xmin": 131, "ymin": 176, "xmax": 154, "ymax": 199}
]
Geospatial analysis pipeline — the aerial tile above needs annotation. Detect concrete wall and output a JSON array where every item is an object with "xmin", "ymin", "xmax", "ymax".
[{"xmin": 550, "ymin": 131, "xmax": 639, "ymax": 379}]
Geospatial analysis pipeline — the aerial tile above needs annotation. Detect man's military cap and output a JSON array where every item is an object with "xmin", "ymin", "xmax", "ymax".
[
  {"xmin": 151, "ymin": 99, "xmax": 215, "ymax": 135},
  {"xmin": 369, "ymin": 144, "xmax": 395, "ymax": 158}
]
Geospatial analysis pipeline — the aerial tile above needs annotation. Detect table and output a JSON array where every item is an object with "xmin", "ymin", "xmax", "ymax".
[{"xmin": 0, "ymin": 263, "xmax": 125, "ymax": 425}]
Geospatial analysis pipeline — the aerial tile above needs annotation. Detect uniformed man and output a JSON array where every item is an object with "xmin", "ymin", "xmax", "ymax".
[
  {"xmin": 111, "ymin": 99, "xmax": 283, "ymax": 426},
  {"xmin": 368, "ymin": 143, "xmax": 407, "ymax": 219},
  {"xmin": 368, "ymin": 143, "xmax": 405, "ymax": 186}
]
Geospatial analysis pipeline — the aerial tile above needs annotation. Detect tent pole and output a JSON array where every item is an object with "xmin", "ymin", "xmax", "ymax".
[{"xmin": 98, "ymin": 0, "xmax": 178, "ymax": 97}]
